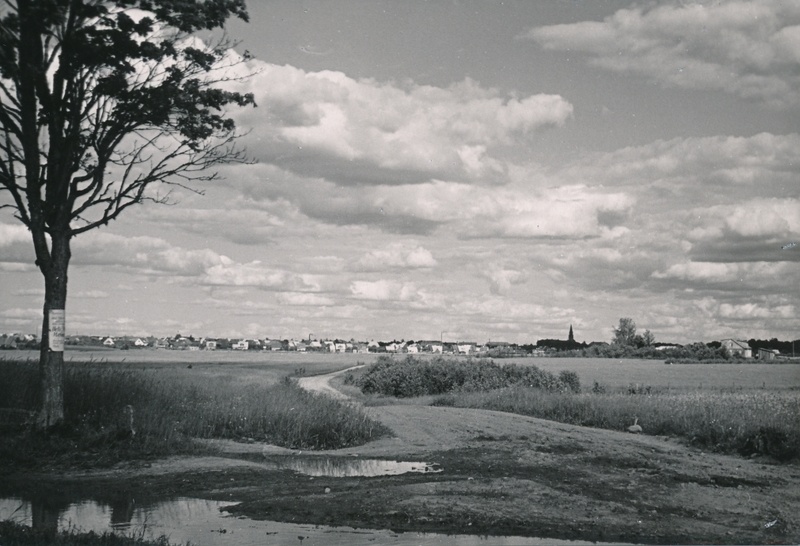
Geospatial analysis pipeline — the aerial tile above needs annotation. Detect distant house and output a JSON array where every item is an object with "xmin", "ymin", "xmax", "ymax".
[
  {"xmin": 720, "ymin": 339, "xmax": 752, "ymax": 358},
  {"xmin": 406, "ymin": 343, "xmax": 419, "ymax": 354},
  {"xmin": 204, "ymin": 340, "xmax": 217, "ymax": 351},
  {"xmin": 429, "ymin": 343, "xmax": 443, "ymax": 354},
  {"xmin": 134, "ymin": 338, "xmax": 147, "ymax": 347},
  {"xmin": 0, "ymin": 334, "xmax": 18, "ymax": 350},
  {"xmin": 232, "ymin": 340, "xmax": 249, "ymax": 351},
  {"xmin": 457, "ymin": 343, "xmax": 476, "ymax": 355},
  {"xmin": 758, "ymin": 348, "xmax": 779, "ymax": 361},
  {"xmin": 266, "ymin": 340, "xmax": 283, "ymax": 351},
  {"xmin": 103, "ymin": 337, "xmax": 116, "ymax": 347}
]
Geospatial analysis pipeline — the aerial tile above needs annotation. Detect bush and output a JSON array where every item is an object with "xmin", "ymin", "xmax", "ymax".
[
  {"xmin": 356, "ymin": 355, "xmax": 578, "ymax": 397},
  {"xmin": 558, "ymin": 370, "xmax": 581, "ymax": 393}
]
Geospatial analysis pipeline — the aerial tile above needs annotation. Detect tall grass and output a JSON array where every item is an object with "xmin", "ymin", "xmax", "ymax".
[
  {"xmin": 433, "ymin": 386, "xmax": 800, "ymax": 461},
  {"xmin": 0, "ymin": 359, "xmax": 389, "ymax": 467}
]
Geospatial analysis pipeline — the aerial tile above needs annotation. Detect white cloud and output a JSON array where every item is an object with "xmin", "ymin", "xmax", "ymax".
[
  {"xmin": 483, "ymin": 267, "xmax": 527, "ymax": 295},
  {"xmin": 275, "ymin": 292, "xmax": 335, "ymax": 306},
  {"xmin": 355, "ymin": 243, "xmax": 437, "ymax": 271},
  {"xmin": 526, "ymin": 0, "xmax": 800, "ymax": 107},
  {"xmin": 201, "ymin": 260, "xmax": 317, "ymax": 291},
  {"xmin": 349, "ymin": 279, "xmax": 415, "ymax": 301},
  {"xmin": 233, "ymin": 63, "xmax": 573, "ymax": 184},
  {"xmin": 74, "ymin": 290, "xmax": 110, "ymax": 299}
]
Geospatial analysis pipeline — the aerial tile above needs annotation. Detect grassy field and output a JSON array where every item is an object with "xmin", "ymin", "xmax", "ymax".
[
  {"xmin": 3, "ymin": 352, "xmax": 799, "ymax": 464},
  {"xmin": 0, "ymin": 356, "xmax": 388, "ymax": 468}
]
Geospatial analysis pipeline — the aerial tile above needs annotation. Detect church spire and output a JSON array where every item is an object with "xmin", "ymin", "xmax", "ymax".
[{"xmin": 568, "ymin": 324, "xmax": 574, "ymax": 342}]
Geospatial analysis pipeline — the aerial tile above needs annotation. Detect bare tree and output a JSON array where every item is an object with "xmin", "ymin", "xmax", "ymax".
[{"xmin": 0, "ymin": 0, "xmax": 254, "ymax": 427}]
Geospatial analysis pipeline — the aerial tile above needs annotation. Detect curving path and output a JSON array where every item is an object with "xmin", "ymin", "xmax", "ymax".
[{"xmin": 296, "ymin": 365, "xmax": 364, "ymax": 401}]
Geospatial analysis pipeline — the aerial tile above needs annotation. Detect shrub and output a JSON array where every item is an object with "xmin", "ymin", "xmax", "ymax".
[
  {"xmin": 356, "ymin": 355, "xmax": 578, "ymax": 397},
  {"xmin": 558, "ymin": 370, "xmax": 581, "ymax": 393}
]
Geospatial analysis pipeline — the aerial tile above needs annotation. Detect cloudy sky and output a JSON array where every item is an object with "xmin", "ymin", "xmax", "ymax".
[{"xmin": 2, "ymin": 0, "xmax": 799, "ymax": 344}]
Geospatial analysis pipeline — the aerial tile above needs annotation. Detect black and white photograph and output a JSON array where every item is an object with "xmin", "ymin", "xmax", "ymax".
[{"xmin": 1, "ymin": 1, "xmax": 799, "ymax": 544}]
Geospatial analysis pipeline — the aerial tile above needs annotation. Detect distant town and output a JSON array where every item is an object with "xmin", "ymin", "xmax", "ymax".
[{"xmin": 1, "ymin": 330, "xmax": 797, "ymax": 361}]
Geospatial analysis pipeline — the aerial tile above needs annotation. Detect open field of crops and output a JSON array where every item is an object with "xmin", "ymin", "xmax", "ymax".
[
  {"xmin": 503, "ymin": 356, "xmax": 800, "ymax": 391},
  {"xmin": 10, "ymin": 350, "xmax": 800, "ymax": 389}
]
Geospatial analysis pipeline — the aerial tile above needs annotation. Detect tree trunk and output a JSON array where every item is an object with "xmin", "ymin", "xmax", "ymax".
[{"xmin": 37, "ymin": 233, "xmax": 71, "ymax": 428}]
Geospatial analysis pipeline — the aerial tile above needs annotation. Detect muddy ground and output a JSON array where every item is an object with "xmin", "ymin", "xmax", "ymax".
[{"xmin": 2, "ymin": 370, "xmax": 799, "ymax": 545}]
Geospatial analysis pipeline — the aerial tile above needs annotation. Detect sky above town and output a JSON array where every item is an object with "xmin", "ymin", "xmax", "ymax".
[{"xmin": 2, "ymin": 0, "xmax": 799, "ymax": 344}]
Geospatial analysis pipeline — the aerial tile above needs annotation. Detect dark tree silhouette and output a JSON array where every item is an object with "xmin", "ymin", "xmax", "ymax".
[{"xmin": 0, "ymin": 0, "xmax": 254, "ymax": 427}]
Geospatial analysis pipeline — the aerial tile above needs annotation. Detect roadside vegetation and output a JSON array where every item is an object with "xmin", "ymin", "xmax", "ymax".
[
  {"xmin": 349, "ymin": 355, "xmax": 800, "ymax": 461},
  {"xmin": 0, "ymin": 359, "xmax": 389, "ymax": 468}
]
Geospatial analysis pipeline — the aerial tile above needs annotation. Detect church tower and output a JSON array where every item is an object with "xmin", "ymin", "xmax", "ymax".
[{"xmin": 568, "ymin": 324, "xmax": 574, "ymax": 343}]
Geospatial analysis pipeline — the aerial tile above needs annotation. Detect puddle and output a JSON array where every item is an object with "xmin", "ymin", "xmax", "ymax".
[
  {"xmin": 0, "ymin": 496, "xmax": 633, "ymax": 545},
  {"xmin": 269, "ymin": 456, "xmax": 442, "ymax": 477}
]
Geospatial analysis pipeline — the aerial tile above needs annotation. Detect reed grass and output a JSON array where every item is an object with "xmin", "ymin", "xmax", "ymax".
[{"xmin": 0, "ymin": 358, "xmax": 389, "ymax": 467}]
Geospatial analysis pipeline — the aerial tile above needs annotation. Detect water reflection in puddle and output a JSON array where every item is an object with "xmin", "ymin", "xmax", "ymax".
[
  {"xmin": 0, "ymin": 497, "xmax": 630, "ymax": 545},
  {"xmin": 270, "ymin": 456, "xmax": 442, "ymax": 477}
]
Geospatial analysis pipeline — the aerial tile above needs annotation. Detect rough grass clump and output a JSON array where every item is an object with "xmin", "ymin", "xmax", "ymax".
[
  {"xmin": 0, "ymin": 521, "xmax": 178, "ymax": 546},
  {"xmin": 356, "ymin": 355, "xmax": 577, "ymax": 397},
  {"xmin": 0, "ymin": 359, "xmax": 389, "ymax": 467},
  {"xmin": 433, "ymin": 387, "xmax": 800, "ymax": 461}
]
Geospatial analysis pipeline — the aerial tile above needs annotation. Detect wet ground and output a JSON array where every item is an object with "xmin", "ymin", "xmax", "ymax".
[{"xmin": 0, "ymin": 495, "xmax": 631, "ymax": 545}]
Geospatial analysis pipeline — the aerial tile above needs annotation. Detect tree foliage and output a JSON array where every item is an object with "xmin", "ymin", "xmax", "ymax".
[
  {"xmin": 612, "ymin": 317, "xmax": 637, "ymax": 346},
  {"xmin": 0, "ymin": 0, "xmax": 254, "ymax": 237},
  {"xmin": 0, "ymin": 0, "xmax": 255, "ymax": 426}
]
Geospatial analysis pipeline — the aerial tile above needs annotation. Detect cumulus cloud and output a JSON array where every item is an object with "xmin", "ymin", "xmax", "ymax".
[
  {"xmin": 232, "ymin": 63, "xmax": 573, "ymax": 185},
  {"xmin": 561, "ymin": 133, "xmax": 800, "ymax": 198},
  {"xmin": 651, "ymin": 260, "xmax": 797, "ymax": 294},
  {"xmin": 275, "ymin": 292, "xmax": 335, "ymax": 306},
  {"xmin": 354, "ymin": 243, "xmax": 437, "ymax": 271},
  {"xmin": 349, "ymin": 279, "xmax": 417, "ymax": 301},
  {"xmin": 348, "ymin": 279, "xmax": 444, "ymax": 310},
  {"xmin": 525, "ymin": 0, "xmax": 800, "ymax": 107},
  {"xmin": 483, "ymin": 267, "xmax": 528, "ymax": 295}
]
